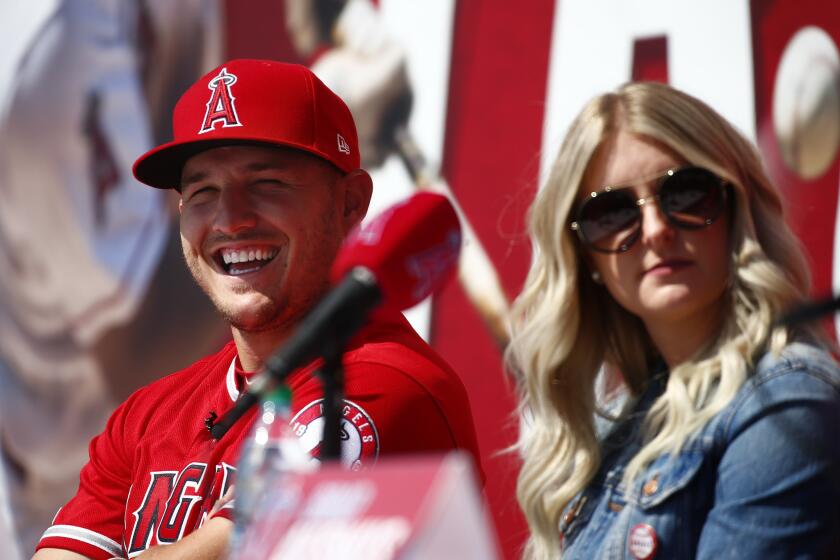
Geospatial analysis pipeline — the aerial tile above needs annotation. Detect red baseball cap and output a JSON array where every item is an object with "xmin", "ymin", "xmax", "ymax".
[{"xmin": 133, "ymin": 59, "xmax": 360, "ymax": 189}]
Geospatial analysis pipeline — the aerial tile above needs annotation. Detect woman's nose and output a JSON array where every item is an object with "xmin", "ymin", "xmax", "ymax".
[{"xmin": 639, "ymin": 198, "xmax": 675, "ymax": 248}]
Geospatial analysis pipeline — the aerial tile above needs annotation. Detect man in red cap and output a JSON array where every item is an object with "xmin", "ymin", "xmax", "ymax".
[{"xmin": 33, "ymin": 59, "xmax": 481, "ymax": 559}]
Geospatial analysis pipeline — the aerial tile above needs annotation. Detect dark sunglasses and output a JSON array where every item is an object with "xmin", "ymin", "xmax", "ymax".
[{"xmin": 570, "ymin": 166, "xmax": 729, "ymax": 253}]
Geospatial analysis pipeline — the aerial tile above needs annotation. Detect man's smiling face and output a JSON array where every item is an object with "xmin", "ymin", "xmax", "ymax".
[{"xmin": 178, "ymin": 144, "xmax": 345, "ymax": 333}]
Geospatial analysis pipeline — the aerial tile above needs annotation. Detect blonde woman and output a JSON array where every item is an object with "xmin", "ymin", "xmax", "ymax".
[{"xmin": 508, "ymin": 81, "xmax": 840, "ymax": 559}]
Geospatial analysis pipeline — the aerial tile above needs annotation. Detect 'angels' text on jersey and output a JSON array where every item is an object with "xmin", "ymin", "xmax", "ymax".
[{"xmin": 127, "ymin": 462, "xmax": 235, "ymax": 554}]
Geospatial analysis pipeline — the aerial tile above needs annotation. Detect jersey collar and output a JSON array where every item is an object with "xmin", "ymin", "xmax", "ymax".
[{"xmin": 225, "ymin": 356, "xmax": 258, "ymax": 402}]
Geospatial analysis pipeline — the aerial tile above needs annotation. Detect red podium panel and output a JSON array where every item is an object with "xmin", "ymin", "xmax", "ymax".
[{"xmin": 234, "ymin": 452, "xmax": 500, "ymax": 559}]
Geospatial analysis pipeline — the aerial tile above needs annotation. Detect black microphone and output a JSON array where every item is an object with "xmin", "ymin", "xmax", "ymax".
[
  {"xmin": 776, "ymin": 294, "xmax": 840, "ymax": 327},
  {"xmin": 210, "ymin": 192, "xmax": 461, "ymax": 439}
]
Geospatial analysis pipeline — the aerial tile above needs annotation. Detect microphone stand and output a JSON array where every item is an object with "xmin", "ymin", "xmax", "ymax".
[
  {"xmin": 316, "ymin": 343, "xmax": 345, "ymax": 462},
  {"xmin": 315, "ymin": 280, "xmax": 370, "ymax": 462}
]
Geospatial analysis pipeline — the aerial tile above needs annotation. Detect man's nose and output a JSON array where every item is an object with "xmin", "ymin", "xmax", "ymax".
[{"xmin": 213, "ymin": 188, "xmax": 257, "ymax": 233}]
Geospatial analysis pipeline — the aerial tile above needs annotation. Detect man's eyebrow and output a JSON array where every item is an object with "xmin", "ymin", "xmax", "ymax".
[
  {"xmin": 180, "ymin": 171, "xmax": 207, "ymax": 188},
  {"xmin": 181, "ymin": 160, "xmax": 284, "ymax": 188},
  {"xmin": 246, "ymin": 161, "xmax": 274, "ymax": 171}
]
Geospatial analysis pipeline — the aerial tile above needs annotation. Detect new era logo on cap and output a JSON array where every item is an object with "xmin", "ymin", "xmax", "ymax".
[
  {"xmin": 337, "ymin": 134, "xmax": 351, "ymax": 155},
  {"xmin": 133, "ymin": 59, "xmax": 361, "ymax": 189}
]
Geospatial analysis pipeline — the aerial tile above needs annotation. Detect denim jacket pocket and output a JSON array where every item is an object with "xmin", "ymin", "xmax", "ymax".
[{"xmin": 635, "ymin": 439, "xmax": 710, "ymax": 509}]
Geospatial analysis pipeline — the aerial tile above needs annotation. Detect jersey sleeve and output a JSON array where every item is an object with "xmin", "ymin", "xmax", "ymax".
[
  {"xmin": 347, "ymin": 361, "xmax": 463, "ymax": 453},
  {"xmin": 36, "ymin": 391, "xmax": 141, "ymax": 559}
]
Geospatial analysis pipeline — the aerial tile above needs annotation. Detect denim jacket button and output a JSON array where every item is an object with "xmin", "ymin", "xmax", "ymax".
[
  {"xmin": 562, "ymin": 495, "xmax": 588, "ymax": 528},
  {"xmin": 642, "ymin": 475, "xmax": 659, "ymax": 496},
  {"xmin": 628, "ymin": 523, "xmax": 658, "ymax": 559}
]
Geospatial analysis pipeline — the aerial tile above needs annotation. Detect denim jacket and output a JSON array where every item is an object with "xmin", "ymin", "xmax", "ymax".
[{"xmin": 558, "ymin": 342, "xmax": 840, "ymax": 559}]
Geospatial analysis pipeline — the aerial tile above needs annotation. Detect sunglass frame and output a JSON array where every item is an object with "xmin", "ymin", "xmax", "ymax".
[{"xmin": 569, "ymin": 166, "xmax": 729, "ymax": 253}]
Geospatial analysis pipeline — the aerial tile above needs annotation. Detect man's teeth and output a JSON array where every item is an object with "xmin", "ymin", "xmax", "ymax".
[{"xmin": 221, "ymin": 248, "xmax": 278, "ymax": 265}]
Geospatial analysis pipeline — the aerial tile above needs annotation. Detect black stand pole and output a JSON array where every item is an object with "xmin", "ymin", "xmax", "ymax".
[{"xmin": 317, "ymin": 345, "xmax": 345, "ymax": 462}]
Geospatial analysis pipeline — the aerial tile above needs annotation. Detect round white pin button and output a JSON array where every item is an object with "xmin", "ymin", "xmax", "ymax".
[{"xmin": 628, "ymin": 523, "xmax": 658, "ymax": 559}]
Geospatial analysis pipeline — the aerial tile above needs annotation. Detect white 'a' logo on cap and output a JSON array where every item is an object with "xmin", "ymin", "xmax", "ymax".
[{"xmin": 199, "ymin": 68, "xmax": 243, "ymax": 134}]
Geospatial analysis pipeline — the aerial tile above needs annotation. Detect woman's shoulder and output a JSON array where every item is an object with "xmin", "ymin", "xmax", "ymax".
[
  {"xmin": 717, "ymin": 340, "xmax": 840, "ymax": 438},
  {"xmin": 752, "ymin": 340, "xmax": 840, "ymax": 388}
]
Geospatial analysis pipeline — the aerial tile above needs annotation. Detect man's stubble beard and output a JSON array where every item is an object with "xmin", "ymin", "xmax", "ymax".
[
  {"xmin": 180, "ymin": 209, "xmax": 341, "ymax": 335},
  {"xmin": 182, "ymin": 251, "xmax": 308, "ymax": 334}
]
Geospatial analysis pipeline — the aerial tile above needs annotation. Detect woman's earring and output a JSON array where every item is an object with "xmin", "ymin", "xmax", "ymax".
[{"xmin": 591, "ymin": 271, "xmax": 603, "ymax": 284}]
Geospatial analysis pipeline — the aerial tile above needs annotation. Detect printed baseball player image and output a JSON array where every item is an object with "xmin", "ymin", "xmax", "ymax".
[{"xmin": 0, "ymin": 1, "xmax": 226, "ymax": 555}]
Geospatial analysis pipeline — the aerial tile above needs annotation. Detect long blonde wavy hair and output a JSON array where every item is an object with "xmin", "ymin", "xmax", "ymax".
[{"xmin": 507, "ymin": 82, "xmax": 820, "ymax": 559}]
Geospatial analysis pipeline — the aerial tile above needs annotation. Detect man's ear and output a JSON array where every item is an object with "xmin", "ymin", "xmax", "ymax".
[
  {"xmin": 339, "ymin": 169, "xmax": 373, "ymax": 233},
  {"xmin": 178, "ymin": 198, "xmax": 184, "ymax": 215}
]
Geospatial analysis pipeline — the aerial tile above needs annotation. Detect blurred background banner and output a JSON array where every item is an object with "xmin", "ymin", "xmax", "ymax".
[{"xmin": 2, "ymin": 1, "xmax": 840, "ymax": 558}]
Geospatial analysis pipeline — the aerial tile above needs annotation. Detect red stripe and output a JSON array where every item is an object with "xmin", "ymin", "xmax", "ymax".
[{"xmin": 436, "ymin": 2, "xmax": 557, "ymax": 557}]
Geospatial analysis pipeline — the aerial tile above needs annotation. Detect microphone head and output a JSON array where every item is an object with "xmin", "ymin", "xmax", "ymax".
[{"xmin": 331, "ymin": 192, "xmax": 462, "ymax": 311}]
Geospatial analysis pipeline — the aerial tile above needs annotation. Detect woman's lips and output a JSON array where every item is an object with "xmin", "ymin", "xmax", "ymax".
[{"xmin": 644, "ymin": 259, "xmax": 693, "ymax": 276}]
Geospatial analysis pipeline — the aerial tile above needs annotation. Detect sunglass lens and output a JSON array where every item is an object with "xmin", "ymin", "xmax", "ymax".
[
  {"xmin": 660, "ymin": 168, "xmax": 725, "ymax": 228},
  {"xmin": 578, "ymin": 190, "xmax": 639, "ymax": 251}
]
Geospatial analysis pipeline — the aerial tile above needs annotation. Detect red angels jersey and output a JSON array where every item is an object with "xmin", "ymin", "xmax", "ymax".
[{"xmin": 36, "ymin": 311, "xmax": 482, "ymax": 558}]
